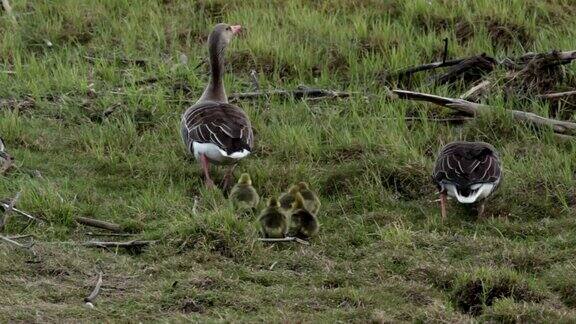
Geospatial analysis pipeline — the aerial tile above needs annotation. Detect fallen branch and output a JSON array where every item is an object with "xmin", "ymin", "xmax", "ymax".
[
  {"xmin": 229, "ymin": 86, "xmax": 357, "ymax": 102},
  {"xmin": 538, "ymin": 90, "xmax": 576, "ymax": 100},
  {"xmin": 394, "ymin": 50, "xmax": 576, "ymax": 80},
  {"xmin": 402, "ymin": 116, "xmax": 474, "ymax": 123},
  {"xmin": 86, "ymin": 232, "xmax": 136, "ymax": 237},
  {"xmin": 76, "ymin": 216, "xmax": 123, "ymax": 233},
  {"xmin": 460, "ymin": 80, "xmax": 493, "ymax": 101},
  {"xmin": 0, "ymin": 234, "xmax": 33, "ymax": 248},
  {"xmin": 432, "ymin": 54, "xmax": 497, "ymax": 85},
  {"xmin": 393, "ymin": 58, "xmax": 466, "ymax": 78},
  {"xmin": 84, "ymin": 272, "xmax": 103, "ymax": 307},
  {"xmin": 7, "ymin": 234, "xmax": 34, "ymax": 240},
  {"xmin": 258, "ymin": 237, "xmax": 310, "ymax": 245},
  {"xmin": 393, "ymin": 89, "xmax": 576, "ymax": 136},
  {"xmin": 83, "ymin": 240, "xmax": 156, "ymax": 249}
]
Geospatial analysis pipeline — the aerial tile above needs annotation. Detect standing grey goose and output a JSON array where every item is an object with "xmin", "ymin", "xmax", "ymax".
[
  {"xmin": 432, "ymin": 141, "xmax": 502, "ymax": 219},
  {"xmin": 181, "ymin": 23, "xmax": 254, "ymax": 188}
]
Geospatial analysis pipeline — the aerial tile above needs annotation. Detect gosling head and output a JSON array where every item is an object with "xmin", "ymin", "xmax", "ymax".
[{"xmin": 237, "ymin": 173, "xmax": 252, "ymax": 186}]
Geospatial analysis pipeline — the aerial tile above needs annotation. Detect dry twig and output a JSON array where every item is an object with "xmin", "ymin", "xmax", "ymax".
[
  {"xmin": 0, "ymin": 202, "xmax": 41, "ymax": 222},
  {"xmin": 229, "ymin": 86, "xmax": 358, "ymax": 102},
  {"xmin": 76, "ymin": 216, "xmax": 123, "ymax": 233},
  {"xmin": 393, "ymin": 89, "xmax": 576, "ymax": 137},
  {"xmin": 84, "ymin": 272, "xmax": 103, "ymax": 307},
  {"xmin": 258, "ymin": 237, "xmax": 310, "ymax": 245},
  {"xmin": 0, "ymin": 191, "xmax": 20, "ymax": 231},
  {"xmin": 538, "ymin": 90, "xmax": 576, "ymax": 100},
  {"xmin": 83, "ymin": 240, "xmax": 156, "ymax": 249}
]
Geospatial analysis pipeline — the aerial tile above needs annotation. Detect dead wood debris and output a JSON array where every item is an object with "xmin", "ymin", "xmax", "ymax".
[
  {"xmin": 393, "ymin": 89, "xmax": 576, "ymax": 137},
  {"xmin": 84, "ymin": 272, "xmax": 103, "ymax": 308},
  {"xmin": 258, "ymin": 237, "xmax": 310, "ymax": 245},
  {"xmin": 83, "ymin": 239, "xmax": 157, "ymax": 250},
  {"xmin": 394, "ymin": 50, "xmax": 576, "ymax": 81},
  {"xmin": 229, "ymin": 85, "xmax": 359, "ymax": 102},
  {"xmin": 76, "ymin": 216, "xmax": 123, "ymax": 233}
]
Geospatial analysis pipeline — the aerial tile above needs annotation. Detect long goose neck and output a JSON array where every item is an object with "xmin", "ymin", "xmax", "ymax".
[{"xmin": 199, "ymin": 36, "xmax": 228, "ymax": 103}]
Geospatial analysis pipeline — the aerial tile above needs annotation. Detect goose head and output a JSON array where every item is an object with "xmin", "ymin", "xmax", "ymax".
[{"xmin": 208, "ymin": 23, "xmax": 242, "ymax": 54}]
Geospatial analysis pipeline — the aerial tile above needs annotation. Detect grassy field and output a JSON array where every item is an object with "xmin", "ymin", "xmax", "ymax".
[{"xmin": 1, "ymin": 0, "xmax": 576, "ymax": 322}]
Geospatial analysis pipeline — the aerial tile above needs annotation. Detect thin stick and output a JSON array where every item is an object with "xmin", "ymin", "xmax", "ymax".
[
  {"xmin": 0, "ymin": 191, "xmax": 20, "ymax": 231},
  {"xmin": 76, "ymin": 216, "xmax": 123, "ymax": 233},
  {"xmin": 0, "ymin": 202, "xmax": 40, "ymax": 222},
  {"xmin": 229, "ymin": 88, "xmax": 357, "ymax": 101},
  {"xmin": 7, "ymin": 234, "xmax": 34, "ymax": 240},
  {"xmin": 269, "ymin": 261, "xmax": 278, "ymax": 270},
  {"xmin": 0, "ymin": 235, "xmax": 32, "ymax": 248},
  {"xmin": 393, "ymin": 89, "xmax": 576, "ymax": 136},
  {"xmin": 84, "ymin": 272, "xmax": 103, "ymax": 306},
  {"xmin": 460, "ymin": 80, "xmax": 493, "ymax": 100},
  {"xmin": 258, "ymin": 237, "xmax": 310, "ymax": 245},
  {"xmin": 249, "ymin": 70, "xmax": 259, "ymax": 91},
  {"xmin": 537, "ymin": 90, "xmax": 576, "ymax": 100},
  {"xmin": 83, "ymin": 240, "xmax": 156, "ymax": 248},
  {"xmin": 393, "ymin": 58, "xmax": 466, "ymax": 78},
  {"xmin": 442, "ymin": 38, "xmax": 449, "ymax": 64},
  {"xmin": 86, "ymin": 232, "xmax": 136, "ymax": 237}
]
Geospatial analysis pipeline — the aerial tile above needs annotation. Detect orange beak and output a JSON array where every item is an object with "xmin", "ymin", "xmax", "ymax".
[{"xmin": 230, "ymin": 25, "xmax": 242, "ymax": 35}]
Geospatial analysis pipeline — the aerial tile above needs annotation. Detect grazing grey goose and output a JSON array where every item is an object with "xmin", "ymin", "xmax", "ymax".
[
  {"xmin": 181, "ymin": 23, "xmax": 254, "ymax": 188},
  {"xmin": 432, "ymin": 141, "xmax": 502, "ymax": 218}
]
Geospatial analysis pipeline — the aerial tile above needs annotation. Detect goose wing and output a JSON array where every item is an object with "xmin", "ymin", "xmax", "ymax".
[
  {"xmin": 181, "ymin": 101, "xmax": 254, "ymax": 155},
  {"xmin": 433, "ymin": 142, "xmax": 501, "ymax": 188}
]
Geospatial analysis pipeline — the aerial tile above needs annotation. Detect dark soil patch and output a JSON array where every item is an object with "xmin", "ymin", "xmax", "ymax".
[
  {"xmin": 58, "ymin": 18, "xmax": 94, "ymax": 45},
  {"xmin": 326, "ymin": 48, "xmax": 350, "ymax": 74},
  {"xmin": 485, "ymin": 19, "xmax": 533, "ymax": 50},
  {"xmin": 193, "ymin": 0, "xmax": 227, "ymax": 20},
  {"xmin": 379, "ymin": 163, "xmax": 431, "ymax": 201},
  {"xmin": 324, "ymin": 145, "xmax": 366, "ymax": 163},
  {"xmin": 455, "ymin": 20, "xmax": 475, "ymax": 45},
  {"xmin": 452, "ymin": 277, "xmax": 543, "ymax": 316},
  {"xmin": 180, "ymin": 298, "xmax": 205, "ymax": 313},
  {"xmin": 321, "ymin": 164, "xmax": 365, "ymax": 195},
  {"xmin": 412, "ymin": 13, "xmax": 474, "ymax": 45}
]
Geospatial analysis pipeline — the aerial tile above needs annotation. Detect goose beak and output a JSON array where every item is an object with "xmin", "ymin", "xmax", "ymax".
[{"xmin": 230, "ymin": 25, "xmax": 242, "ymax": 35}]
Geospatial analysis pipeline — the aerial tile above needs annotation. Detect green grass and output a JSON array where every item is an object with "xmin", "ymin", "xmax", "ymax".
[{"xmin": 1, "ymin": 0, "xmax": 576, "ymax": 321}]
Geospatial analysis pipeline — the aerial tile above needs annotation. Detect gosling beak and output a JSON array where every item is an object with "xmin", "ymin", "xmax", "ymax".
[{"xmin": 230, "ymin": 25, "xmax": 242, "ymax": 35}]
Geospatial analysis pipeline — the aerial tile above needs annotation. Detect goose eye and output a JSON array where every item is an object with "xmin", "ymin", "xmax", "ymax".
[{"xmin": 226, "ymin": 26, "xmax": 231, "ymax": 31}]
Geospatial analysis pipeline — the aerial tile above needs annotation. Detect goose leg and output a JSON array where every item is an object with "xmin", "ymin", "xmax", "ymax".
[
  {"xmin": 477, "ymin": 202, "xmax": 485, "ymax": 218},
  {"xmin": 221, "ymin": 163, "xmax": 237, "ymax": 190},
  {"xmin": 200, "ymin": 154, "xmax": 214, "ymax": 188},
  {"xmin": 440, "ymin": 192, "xmax": 447, "ymax": 220}
]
